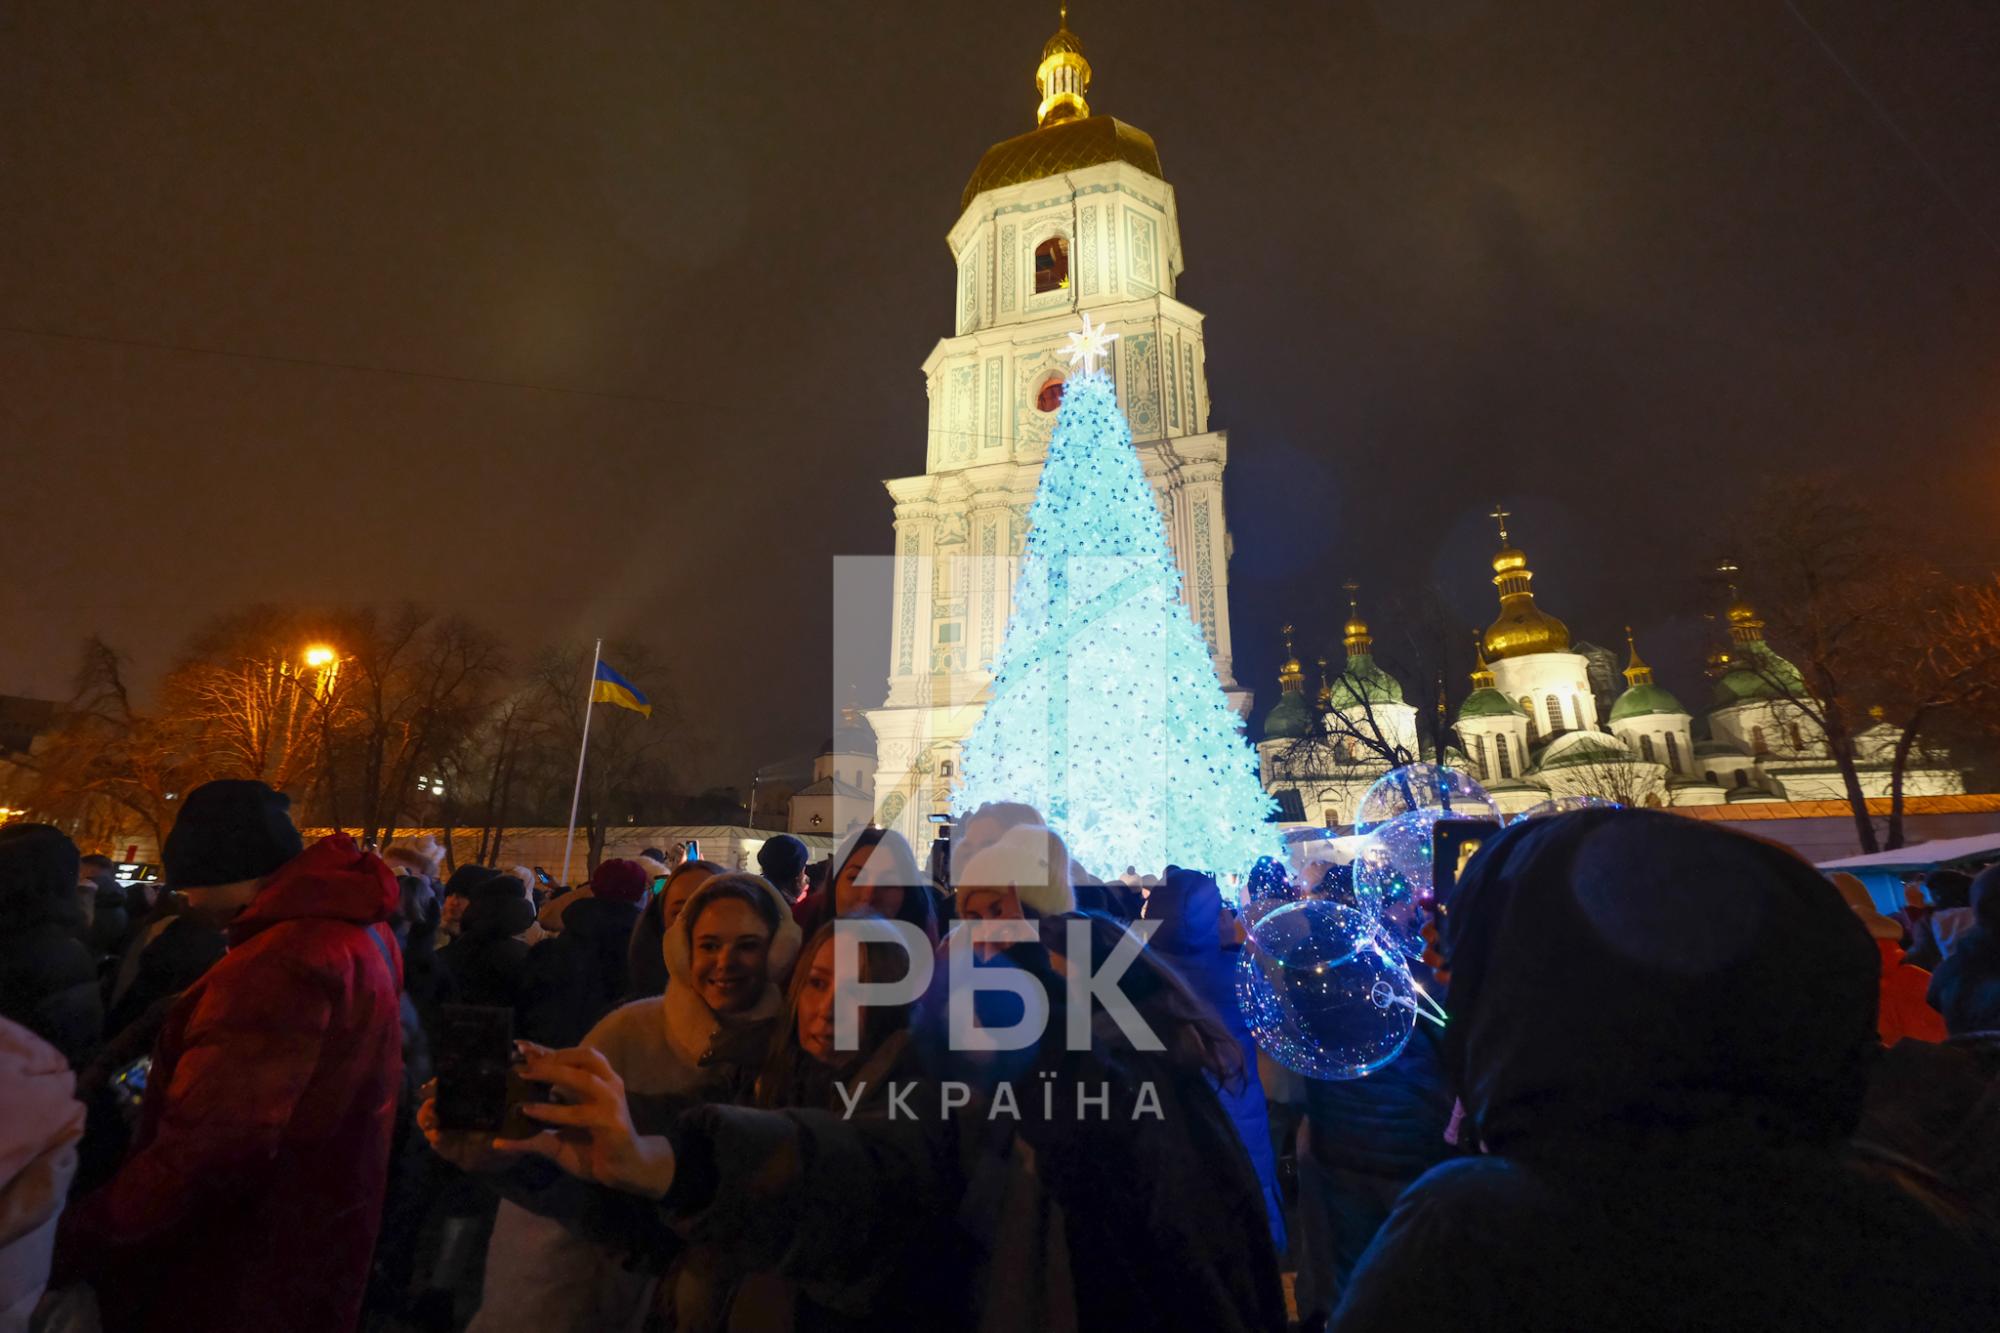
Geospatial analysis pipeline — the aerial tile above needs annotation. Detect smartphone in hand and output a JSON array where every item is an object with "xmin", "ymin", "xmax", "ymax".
[{"xmin": 433, "ymin": 1005, "xmax": 514, "ymax": 1133}]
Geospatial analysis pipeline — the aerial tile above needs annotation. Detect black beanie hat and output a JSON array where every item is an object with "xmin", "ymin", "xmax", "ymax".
[
  {"xmin": 460, "ymin": 875, "xmax": 536, "ymax": 938},
  {"xmin": 757, "ymin": 834, "xmax": 810, "ymax": 884},
  {"xmin": 443, "ymin": 864, "xmax": 504, "ymax": 899},
  {"xmin": 162, "ymin": 780, "xmax": 303, "ymax": 890},
  {"xmin": 0, "ymin": 822, "xmax": 82, "ymax": 922}
]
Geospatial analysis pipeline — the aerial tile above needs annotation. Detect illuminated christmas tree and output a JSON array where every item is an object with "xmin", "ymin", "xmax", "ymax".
[{"xmin": 954, "ymin": 314, "xmax": 1275, "ymax": 880}]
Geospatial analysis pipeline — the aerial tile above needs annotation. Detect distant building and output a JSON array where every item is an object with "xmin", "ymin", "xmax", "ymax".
[
  {"xmin": 1258, "ymin": 516, "xmax": 1964, "ymax": 825},
  {"xmin": 788, "ymin": 705, "xmax": 878, "ymax": 837}
]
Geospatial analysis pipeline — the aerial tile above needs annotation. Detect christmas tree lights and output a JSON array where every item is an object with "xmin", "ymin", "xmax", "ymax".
[{"xmin": 953, "ymin": 326, "xmax": 1274, "ymax": 881}]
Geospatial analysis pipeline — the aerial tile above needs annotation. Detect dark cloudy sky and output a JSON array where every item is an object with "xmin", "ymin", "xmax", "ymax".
[{"xmin": 4, "ymin": 1, "xmax": 1997, "ymax": 787}]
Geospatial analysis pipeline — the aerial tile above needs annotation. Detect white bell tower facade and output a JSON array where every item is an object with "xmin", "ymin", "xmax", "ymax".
[{"xmin": 866, "ymin": 14, "xmax": 1243, "ymax": 845}]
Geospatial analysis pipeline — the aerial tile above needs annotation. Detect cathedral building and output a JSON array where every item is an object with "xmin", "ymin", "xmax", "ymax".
[
  {"xmin": 866, "ymin": 15, "xmax": 1244, "ymax": 846},
  {"xmin": 1259, "ymin": 517, "xmax": 1966, "ymax": 825}
]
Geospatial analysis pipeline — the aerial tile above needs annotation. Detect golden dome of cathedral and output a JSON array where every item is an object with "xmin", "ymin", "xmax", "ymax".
[{"xmin": 1480, "ymin": 513, "xmax": 1572, "ymax": 661}]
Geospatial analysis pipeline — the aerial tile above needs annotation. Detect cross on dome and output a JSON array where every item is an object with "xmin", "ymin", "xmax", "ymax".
[
  {"xmin": 1059, "ymin": 310, "xmax": 1119, "ymax": 376},
  {"xmin": 1489, "ymin": 504, "xmax": 1512, "ymax": 546}
]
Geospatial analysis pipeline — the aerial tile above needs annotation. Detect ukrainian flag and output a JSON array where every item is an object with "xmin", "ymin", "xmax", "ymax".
[{"xmin": 591, "ymin": 661, "xmax": 651, "ymax": 717}]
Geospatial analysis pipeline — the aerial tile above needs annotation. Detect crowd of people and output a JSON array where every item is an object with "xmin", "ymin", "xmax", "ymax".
[{"xmin": 1, "ymin": 781, "xmax": 1996, "ymax": 1332}]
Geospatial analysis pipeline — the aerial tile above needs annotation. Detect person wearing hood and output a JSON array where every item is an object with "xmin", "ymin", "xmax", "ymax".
[
  {"xmin": 1142, "ymin": 868, "xmax": 1286, "ymax": 1251},
  {"xmin": 1927, "ymin": 862, "xmax": 2000, "ymax": 1036},
  {"xmin": 0, "ymin": 824, "xmax": 102, "ymax": 1065},
  {"xmin": 0, "ymin": 1016, "xmax": 85, "ymax": 1329},
  {"xmin": 951, "ymin": 822, "xmax": 1077, "ymax": 925},
  {"xmin": 486, "ymin": 911, "xmax": 1288, "ymax": 1332},
  {"xmin": 523, "ymin": 858, "xmax": 651, "ymax": 1047},
  {"xmin": 1830, "ymin": 871, "xmax": 1946, "ymax": 1044},
  {"xmin": 1331, "ymin": 808, "xmax": 1996, "ymax": 1332},
  {"xmin": 795, "ymin": 825, "xmax": 939, "ymax": 948},
  {"xmin": 436, "ymin": 874, "xmax": 539, "ymax": 1019},
  {"xmin": 54, "ymin": 833, "xmax": 404, "ymax": 1333},
  {"xmin": 432, "ymin": 871, "xmax": 802, "ymax": 1333}
]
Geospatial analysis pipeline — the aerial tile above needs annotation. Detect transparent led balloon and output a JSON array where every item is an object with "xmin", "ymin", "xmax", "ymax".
[
  {"xmin": 1236, "ymin": 900, "xmax": 1436, "ymax": 1079},
  {"xmin": 1354, "ymin": 762, "xmax": 1499, "ymax": 833},
  {"xmin": 1351, "ymin": 808, "xmax": 1448, "ymax": 955},
  {"xmin": 1511, "ymin": 794, "xmax": 1621, "ymax": 824}
]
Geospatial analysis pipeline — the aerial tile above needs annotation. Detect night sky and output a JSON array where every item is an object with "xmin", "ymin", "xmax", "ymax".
[{"xmin": 5, "ymin": 1, "xmax": 1997, "ymax": 788}]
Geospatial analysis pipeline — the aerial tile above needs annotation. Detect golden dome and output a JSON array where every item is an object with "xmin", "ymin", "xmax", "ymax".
[
  {"xmin": 1480, "ymin": 511, "xmax": 1571, "ymax": 661},
  {"xmin": 1277, "ymin": 624, "xmax": 1304, "ymax": 692},
  {"xmin": 961, "ymin": 115, "xmax": 1161, "ymax": 210},
  {"xmin": 1341, "ymin": 580, "xmax": 1372, "ymax": 654}
]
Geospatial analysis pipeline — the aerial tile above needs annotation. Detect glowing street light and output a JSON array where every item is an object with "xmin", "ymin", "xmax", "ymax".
[{"xmin": 302, "ymin": 645, "xmax": 337, "ymax": 669}]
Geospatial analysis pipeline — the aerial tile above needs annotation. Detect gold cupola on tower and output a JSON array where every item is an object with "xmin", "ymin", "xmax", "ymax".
[
  {"xmin": 1036, "ymin": 4, "xmax": 1092, "ymax": 126},
  {"xmin": 1481, "ymin": 505, "xmax": 1572, "ymax": 661},
  {"xmin": 1341, "ymin": 579, "xmax": 1373, "ymax": 656}
]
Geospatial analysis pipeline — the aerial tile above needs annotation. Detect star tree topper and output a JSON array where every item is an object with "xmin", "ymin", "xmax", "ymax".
[{"xmin": 1059, "ymin": 310, "xmax": 1120, "ymax": 376}]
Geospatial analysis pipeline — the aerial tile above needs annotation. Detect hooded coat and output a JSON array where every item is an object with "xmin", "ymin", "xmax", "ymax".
[
  {"xmin": 1331, "ymin": 810, "xmax": 1998, "ymax": 1333},
  {"xmin": 1928, "ymin": 863, "xmax": 2000, "ymax": 1037},
  {"xmin": 436, "ymin": 876, "xmax": 537, "ymax": 1019},
  {"xmin": 522, "ymin": 893, "xmax": 645, "ymax": 1047},
  {"xmin": 1141, "ymin": 868, "xmax": 1287, "ymax": 1250},
  {"xmin": 54, "ymin": 835, "xmax": 404, "ymax": 1333},
  {"xmin": 469, "ymin": 874, "xmax": 802, "ymax": 1333},
  {"xmin": 0, "ymin": 1017, "xmax": 84, "ymax": 1327}
]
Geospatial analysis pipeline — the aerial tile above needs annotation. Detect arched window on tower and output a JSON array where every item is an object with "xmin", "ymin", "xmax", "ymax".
[
  {"xmin": 1789, "ymin": 722, "xmax": 1804, "ymax": 751},
  {"xmin": 1751, "ymin": 725, "xmax": 1768, "ymax": 756},
  {"xmin": 1733, "ymin": 768, "xmax": 1749, "ymax": 789},
  {"xmin": 1546, "ymin": 695, "xmax": 1565, "ymax": 736},
  {"xmin": 1665, "ymin": 733, "xmax": 1682, "ymax": 772},
  {"xmin": 1497, "ymin": 737, "xmax": 1514, "ymax": 779},
  {"xmin": 1640, "ymin": 735, "xmax": 1656, "ymax": 763},
  {"xmin": 1572, "ymin": 696, "xmax": 1586, "ymax": 730},
  {"xmin": 1468, "ymin": 735, "xmax": 1488, "ymax": 781},
  {"xmin": 1034, "ymin": 236, "xmax": 1070, "ymax": 293},
  {"xmin": 1035, "ymin": 373, "xmax": 1066, "ymax": 413},
  {"xmin": 1522, "ymin": 699, "xmax": 1538, "ymax": 742}
]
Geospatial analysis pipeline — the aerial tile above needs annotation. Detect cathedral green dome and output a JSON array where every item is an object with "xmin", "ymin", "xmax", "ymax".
[
  {"xmin": 1709, "ymin": 643, "xmax": 1806, "ymax": 709},
  {"xmin": 1459, "ymin": 687, "xmax": 1527, "ymax": 721},
  {"xmin": 1262, "ymin": 689, "xmax": 1313, "ymax": 741},
  {"xmin": 1610, "ymin": 682, "xmax": 1688, "ymax": 723},
  {"xmin": 1325, "ymin": 654, "xmax": 1404, "ymax": 711}
]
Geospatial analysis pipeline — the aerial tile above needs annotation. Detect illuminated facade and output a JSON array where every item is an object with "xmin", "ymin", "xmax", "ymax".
[
  {"xmin": 867, "ymin": 14, "xmax": 1244, "ymax": 846},
  {"xmin": 1259, "ymin": 524, "xmax": 1965, "ymax": 825}
]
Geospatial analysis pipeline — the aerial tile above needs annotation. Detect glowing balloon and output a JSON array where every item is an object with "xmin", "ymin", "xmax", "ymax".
[
  {"xmin": 1351, "ymin": 808, "xmax": 1451, "ymax": 955},
  {"xmin": 1511, "ymin": 794, "xmax": 1621, "ymax": 824},
  {"xmin": 1354, "ymin": 763, "xmax": 1498, "ymax": 833},
  {"xmin": 1244, "ymin": 855, "xmax": 1295, "ymax": 908},
  {"xmin": 1237, "ymin": 900, "xmax": 1426, "ymax": 1079}
]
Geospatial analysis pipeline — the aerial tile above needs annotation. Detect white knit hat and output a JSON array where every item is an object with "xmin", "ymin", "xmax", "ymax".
[{"xmin": 954, "ymin": 823, "xmax": 1076, "ymax": 918}]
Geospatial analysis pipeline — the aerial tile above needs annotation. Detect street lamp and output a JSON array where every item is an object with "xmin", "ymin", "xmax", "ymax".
[{"xmin": 302, "ymin": 645, "xmax": 336, "ymax": 669}]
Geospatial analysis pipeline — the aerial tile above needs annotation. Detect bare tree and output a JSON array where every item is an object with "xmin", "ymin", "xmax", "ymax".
[
  {"xmin": 158, "ymin": 607, "xmax": 340, "ymax": 793},
  {"xmin": 1725, "ymin": 480, "xmax": 2000, "ymax": 851},
  {"xmin": 16, "ymin": 638, "xmax": 205, "ymax": 851},
  {"xmin": 329, "ymin": 606, "xmax": 508, "ymax": 848}
]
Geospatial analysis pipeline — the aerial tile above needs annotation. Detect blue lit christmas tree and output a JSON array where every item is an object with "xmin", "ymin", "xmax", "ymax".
[{"xmin": 954, "ymin": 314, "xmax": 1275, "ymax": 880}]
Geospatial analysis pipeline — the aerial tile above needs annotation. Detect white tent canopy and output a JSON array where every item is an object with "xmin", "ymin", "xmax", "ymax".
[{"xmin": 1817, "ymin": 832, "xmax": 2000, "ymax": 876}]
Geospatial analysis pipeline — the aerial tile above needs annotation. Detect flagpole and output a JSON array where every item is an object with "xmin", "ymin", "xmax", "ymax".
[{"xmin": 559, "ymin": 638, "xmax": 602, "ymax": 888}]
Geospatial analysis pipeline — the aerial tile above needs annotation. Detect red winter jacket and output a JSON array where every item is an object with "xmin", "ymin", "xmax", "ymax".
[
  {"xmin": 56, "ymin": 835, "xmax": 403, "ymax": 1333},
  {"xmin": 1873, "ymin": 938, "xmax": 1947, "ymax": 1046}
]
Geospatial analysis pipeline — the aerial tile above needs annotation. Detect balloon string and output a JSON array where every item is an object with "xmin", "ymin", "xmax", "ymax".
[{"xmin": 1409, "ymin": 978, "xmax": 1449, "ymax": 1028}]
